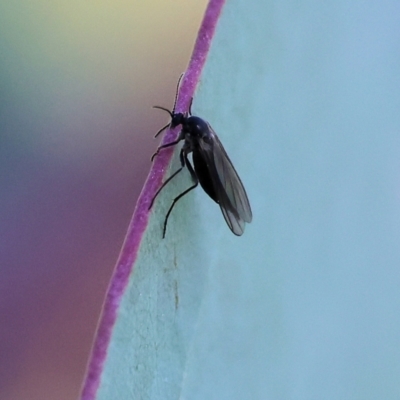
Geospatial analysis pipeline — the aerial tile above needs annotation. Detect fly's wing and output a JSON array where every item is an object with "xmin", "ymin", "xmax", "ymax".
[{"xmin": 197, "ymin": 124, "xmax": 252, "ymax": 236}]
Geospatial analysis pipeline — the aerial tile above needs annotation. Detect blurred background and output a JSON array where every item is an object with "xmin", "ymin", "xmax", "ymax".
[{"xmin": 0, "ymin": 1, "xmax": 207, "ymax": 399}]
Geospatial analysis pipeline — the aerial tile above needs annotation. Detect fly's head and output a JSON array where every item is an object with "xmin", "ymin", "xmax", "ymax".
[{"xmin": 170, "ymin": 112, "xmax": 186, "ymax": 129}]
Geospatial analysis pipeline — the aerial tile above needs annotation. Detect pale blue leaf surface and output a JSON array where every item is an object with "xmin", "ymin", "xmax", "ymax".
[{"xmin": 97, "ymin": 1, "xmax": 400, "ymax": 399}]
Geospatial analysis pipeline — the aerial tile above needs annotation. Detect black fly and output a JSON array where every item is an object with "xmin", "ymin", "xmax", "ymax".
[{"xmin": 149, "ymin": 79, "xmax": 252, "ymax": 238}]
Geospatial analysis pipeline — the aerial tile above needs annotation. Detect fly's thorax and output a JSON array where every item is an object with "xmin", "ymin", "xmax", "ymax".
[{"xmin": 183, "ymin": 116, "xmax": 211, "ymax": 140}]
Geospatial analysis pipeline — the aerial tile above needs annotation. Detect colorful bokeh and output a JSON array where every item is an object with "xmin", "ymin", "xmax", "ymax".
[{"xmin": 0, "ymin": 1, "xmax": 207, "ymax": 399}]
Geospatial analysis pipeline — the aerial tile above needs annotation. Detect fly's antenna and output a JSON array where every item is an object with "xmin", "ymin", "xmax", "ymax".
[
  {"xmin": 152, "ymin": 72, "xmax": 185, "ymax": 117},
  {"xmin": 152, "ymin": 106, "xmax": 173, "ymax": 138},
  {"xmin": 153, "ymin": 106, "xmax": 173, "ymax": 118},
  {"xmin": 188, "ymin": 97, "xmax": 193, "ymax": 115},
  {"xmin": 152, "ymin": 73, "xmax": 185, "ymax": 138},
  {"xmin": 172, "ymin": 73, "xmax": 184, "ymax": 113}
]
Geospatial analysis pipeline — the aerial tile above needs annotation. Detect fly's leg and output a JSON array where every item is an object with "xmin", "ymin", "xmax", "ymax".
[
  {"xmin": 151, "ymin": 138, "xmax": 181, "ymax": 162},
  {"xmin": 149, "ymin": 148, "xmax": 186, "ymax": 210},
  {"xmin": 162, "ymin": 153, "xmax": 198, "ymax": 238}
]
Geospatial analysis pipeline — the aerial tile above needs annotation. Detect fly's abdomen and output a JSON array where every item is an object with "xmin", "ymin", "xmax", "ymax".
[{"xmin": 192, "ymin": 150, "xmax": 218, "ymax": 203}]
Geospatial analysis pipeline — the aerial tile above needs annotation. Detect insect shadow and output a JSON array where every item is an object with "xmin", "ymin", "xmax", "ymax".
[{"xmin": 149, "ymin": 77, "xmax": 252, "ymax": 238}]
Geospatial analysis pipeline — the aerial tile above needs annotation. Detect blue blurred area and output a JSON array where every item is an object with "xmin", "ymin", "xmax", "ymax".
[{"xmin": 0, "ymin": 1, "xmax": 206, "ymax": 399}]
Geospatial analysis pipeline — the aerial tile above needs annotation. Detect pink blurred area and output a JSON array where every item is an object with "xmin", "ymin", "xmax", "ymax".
[{"xmin": 0, "ymin": 1, "xmax": 207, "ymax": 399}]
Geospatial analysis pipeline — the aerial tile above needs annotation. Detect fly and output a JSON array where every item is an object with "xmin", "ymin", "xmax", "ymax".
[{"xmin": 149, "ymin": 78, "xmax": 252, "ymax": 238}]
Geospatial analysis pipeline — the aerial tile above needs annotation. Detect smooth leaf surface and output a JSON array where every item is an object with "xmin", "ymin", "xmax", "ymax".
[{"xmin": 89, "ymin": 0, "xmax": 400, "ymax": 399}]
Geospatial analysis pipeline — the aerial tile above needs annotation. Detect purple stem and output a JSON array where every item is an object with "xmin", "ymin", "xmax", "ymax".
[{"xmin": 80, "ymin": 1, "xmax": 226, "ymax": 399}]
